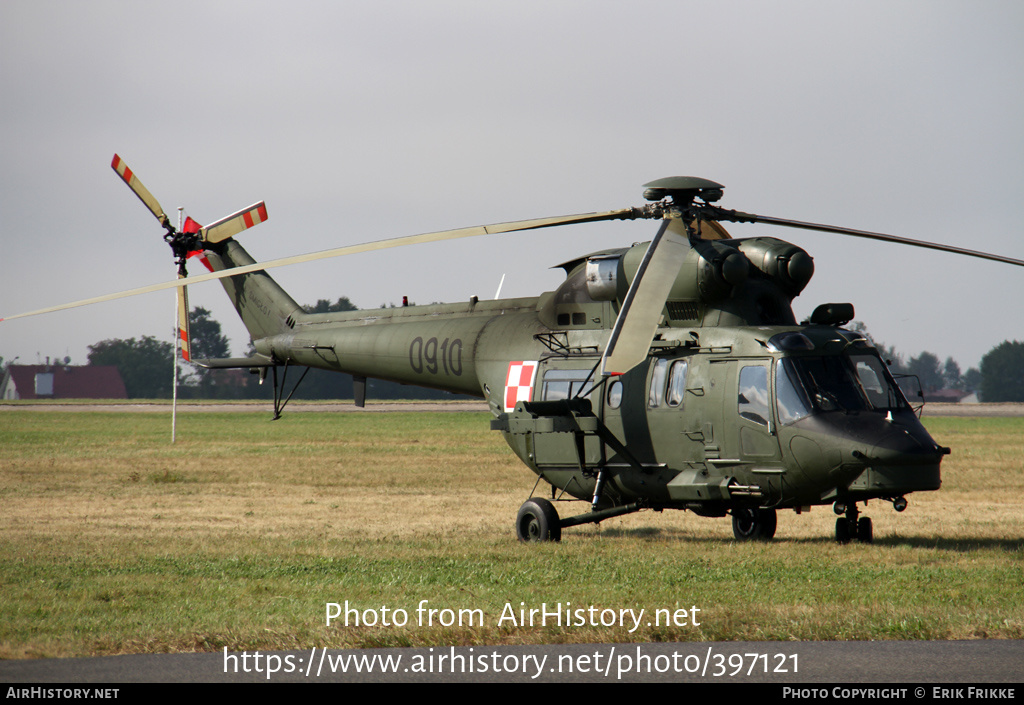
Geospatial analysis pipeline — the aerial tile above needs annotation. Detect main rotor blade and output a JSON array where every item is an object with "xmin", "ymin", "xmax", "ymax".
[
  {"xmin": 111, "ymin": 154, "xmax": 170, "ymax": 230},
  {"xmin": 601, "ymin": 218, "xmax": 691, "ymax": 375},
  {"xmin": 0, "ymin": 207, "xmax": 648, "ymax": 323},
  {"xmin": 728, "ymin": 211, "xmax": 1024, "ymax": 268}
]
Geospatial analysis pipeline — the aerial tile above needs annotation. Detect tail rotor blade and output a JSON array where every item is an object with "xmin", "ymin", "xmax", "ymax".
[
  {"xmin": 201, "ymin": 201, "xmax": 268, "ymax": 243},
  {"xmin": 111, "ymin": 154, "xmax": 171, "ymax": 231},
  {"xmin": 176, "ymin": 278, "xmax": 191, "ymax": 362}
]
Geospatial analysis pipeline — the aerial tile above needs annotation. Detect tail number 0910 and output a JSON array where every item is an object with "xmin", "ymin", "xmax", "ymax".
[{"xmin": 409, "ymin": 337, "xmax": 463, "ymax": 376}]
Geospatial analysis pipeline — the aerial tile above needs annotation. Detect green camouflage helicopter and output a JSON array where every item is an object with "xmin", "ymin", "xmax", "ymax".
[{"xmin": 9, "ymin": 157, "xmax": 1023, "ymax": 543}]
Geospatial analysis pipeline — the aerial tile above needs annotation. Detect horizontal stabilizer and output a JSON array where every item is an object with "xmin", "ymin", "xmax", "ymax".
[{"xmin": 192, "ymin": 355, "xmax": 275, "ymax": 369}]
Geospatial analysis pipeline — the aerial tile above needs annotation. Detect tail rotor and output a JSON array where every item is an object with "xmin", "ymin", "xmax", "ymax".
[{"xmin": 109, "ymin": 154, "xmax": 270, "ymax": 363}]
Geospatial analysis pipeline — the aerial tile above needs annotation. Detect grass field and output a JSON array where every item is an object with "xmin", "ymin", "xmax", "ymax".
[{"xmin": 0, "ymin": 408, "xmax": 1021, "ymax": 658}]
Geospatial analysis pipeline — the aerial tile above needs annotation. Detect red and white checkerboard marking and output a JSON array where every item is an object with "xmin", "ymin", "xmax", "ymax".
[{"xmin": 504, "ymin": 361, "xmax": 538, "ymax": 412}]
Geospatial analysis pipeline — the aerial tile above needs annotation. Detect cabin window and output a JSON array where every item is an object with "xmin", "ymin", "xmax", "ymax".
[
  {"xmin": 607, "ymin": 380, "xmax": 623, "ymax": 409},
  {"xmin": 541, "ymin": 369, "xmax": 594, "ymax": 401},
  {"xmin": 738, "ymin": 365, "xmax": 770, "ymax": 426},
  {"xmin": 648, "ymin": 358, "xmax": 669, "ymax": 407},
  {"xmin": 666, "ymin": 360, "xmax": 688, "ymax": 407},
  {"xmin": 556, "ymin": 311, "xmax": 588, "ymax": 327}
]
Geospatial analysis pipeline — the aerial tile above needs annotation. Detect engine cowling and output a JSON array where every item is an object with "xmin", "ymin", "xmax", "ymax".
[{"xmin": 579, "ymin": 234, "xmax": 814, "ymax": 327}]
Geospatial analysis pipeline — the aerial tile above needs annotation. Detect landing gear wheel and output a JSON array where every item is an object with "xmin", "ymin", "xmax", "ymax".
[
  {"xmin": 516, "ymin": 498, "xmax": 562, "ymax": 542},
  {"xmin": 835, "ymin": 517, "xmax": 851, "ymax": 544},
  {"xmin": 731, "ymin": 507, "xmax": 777, "ymax": 541},
  {"xmin": 857, "ymin": 517, "xmax": 873, "ymax": 544},
  {"xmin": 836, "ymin": 503, "xmax": 872, "ymax": 544}
]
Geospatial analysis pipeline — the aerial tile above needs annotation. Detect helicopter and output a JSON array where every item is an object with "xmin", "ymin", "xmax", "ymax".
[{"xmin": 6, "ymin": 157, "xmax": 1023, "ymax": 543}]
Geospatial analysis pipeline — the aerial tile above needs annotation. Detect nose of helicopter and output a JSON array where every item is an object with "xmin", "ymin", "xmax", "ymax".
[
  {"xmin": 788, "ymin": 411, "xmax": 947, "ymax": 499},
  {"xmin": 853, "ymin": 419, "xmax": 946, "ymax": 494},
  {"xmin": 861, "ymin": 416, "xmax": 947, "ymax": 464}
]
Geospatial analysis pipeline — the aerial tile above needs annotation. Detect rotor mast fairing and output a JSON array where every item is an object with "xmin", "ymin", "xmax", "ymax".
[{"xmin": 562, "ymin": 235, "xmax": 815, "ymax": 329}]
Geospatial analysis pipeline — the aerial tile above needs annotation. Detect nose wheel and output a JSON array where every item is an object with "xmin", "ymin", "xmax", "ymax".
[{"xmin": 833, "ymin": 501, "xmax": 872, "ymax": 543}]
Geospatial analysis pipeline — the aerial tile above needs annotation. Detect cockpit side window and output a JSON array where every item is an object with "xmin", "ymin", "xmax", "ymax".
[
  {"xmin": 738, "ymin": 365, "xmax": 770, "ymax": 426},
  {"xmin": 850, "ymin": 353, "xmax": 907, "ymax": 410},
  {"xmin": 776, "ymin": 358, "xmax": 812, "ymax": 425}
]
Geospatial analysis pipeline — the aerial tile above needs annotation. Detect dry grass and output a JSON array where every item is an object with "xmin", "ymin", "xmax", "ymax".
[{"xmin": 0, "ymin": 410, "xmax": 1021, "ymax": 658}]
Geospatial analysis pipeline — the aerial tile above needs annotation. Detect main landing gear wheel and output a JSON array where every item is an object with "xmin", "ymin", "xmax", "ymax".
[
  {"xmin": 731, "ymin": 507, "xmax": 777, "ymax": 541},
  {"xmin": 516, "ymin": 498, "xmax": 562, "ymax": 542},
  {"xmin": 857, "ymin": 517, "xmax": 873, "ymax": 543},
  {"xmin": 835, "ymin": 517, "xmax": 851, "ymax": 544},
  {"xmin": 835, "ymin": 516, "xmax": 873, "ymax": 543}
]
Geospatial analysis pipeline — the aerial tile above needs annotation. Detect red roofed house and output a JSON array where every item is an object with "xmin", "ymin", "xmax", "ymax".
[{"xmin": 1, "ymin": 364, "xmax": 128, "ymax": 400}]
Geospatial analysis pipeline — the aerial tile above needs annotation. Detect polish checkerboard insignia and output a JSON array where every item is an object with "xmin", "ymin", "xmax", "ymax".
[{"xmin": 504, "ymin": 361, "xmax": 538, "ymax": 412}]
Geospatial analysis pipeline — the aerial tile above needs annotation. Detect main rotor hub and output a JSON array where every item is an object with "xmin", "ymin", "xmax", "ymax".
[{"xmin": 642, "ymin": 176, "xmax": 725, "ymax": 206}]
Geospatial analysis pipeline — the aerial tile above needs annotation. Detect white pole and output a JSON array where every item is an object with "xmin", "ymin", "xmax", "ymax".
[{"xmin": 172, "ymin": 207, "xmax": 183, "ymax": 444}]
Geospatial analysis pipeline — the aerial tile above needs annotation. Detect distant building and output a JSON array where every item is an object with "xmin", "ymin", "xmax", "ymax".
[
  {"xmin": 925, "ymin": 388, "xmax": 971, "ymax": 404},
  {"xmin": 0, "ymin": 364, "xmax": 128, "ymax": 400}
]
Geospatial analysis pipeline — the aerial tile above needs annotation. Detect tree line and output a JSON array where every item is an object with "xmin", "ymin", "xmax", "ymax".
[{"xmin": 857, "ymin": 323, "xmax": 1024, "ymax": 402}]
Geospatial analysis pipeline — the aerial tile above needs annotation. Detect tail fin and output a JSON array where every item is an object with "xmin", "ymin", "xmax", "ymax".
[{"xmin": 202, "ymin": 239, "xmax": 303, "ymax": 341}]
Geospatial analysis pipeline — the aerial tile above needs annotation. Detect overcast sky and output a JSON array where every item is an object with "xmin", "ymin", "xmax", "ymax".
[{"xmin": 2, "ymin": 0, "xmax": 1022, "ymax": 374}]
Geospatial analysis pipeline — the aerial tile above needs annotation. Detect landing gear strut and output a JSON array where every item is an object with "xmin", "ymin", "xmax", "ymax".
[
  {"xmin": 515, "ymin": 497, "xmax": 646, "ymax": 542},
  {"xmin": 833, "ymin": 501, "xmax": 872, "ymax": 544}
]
